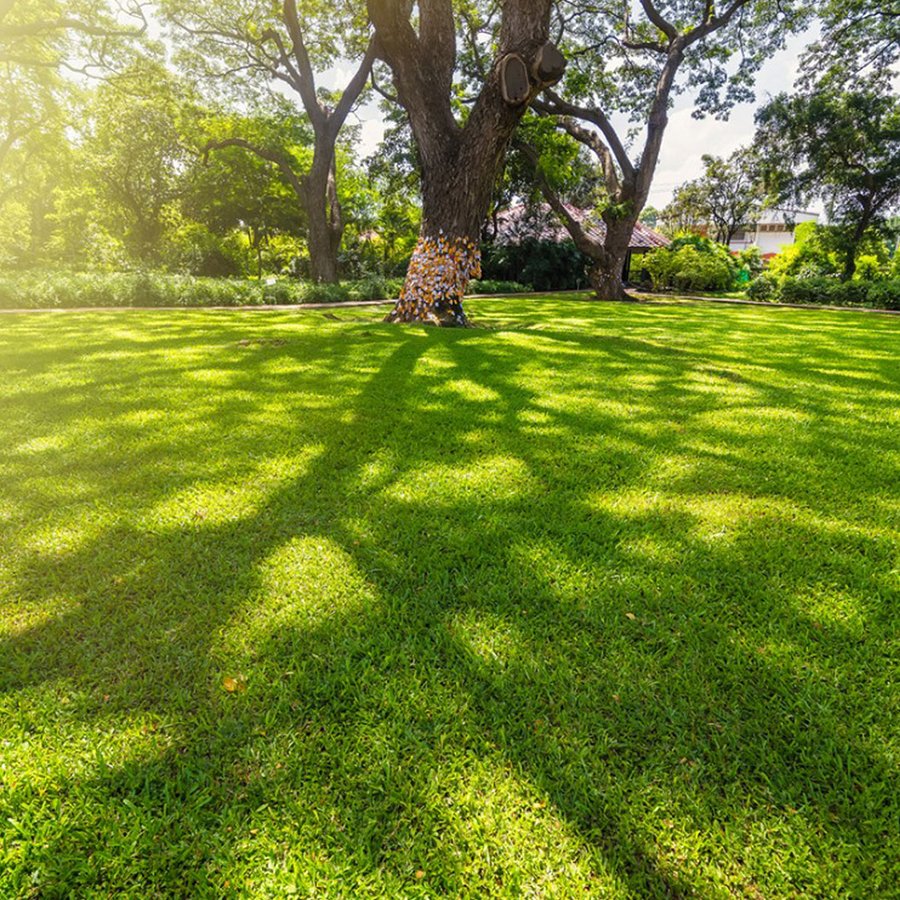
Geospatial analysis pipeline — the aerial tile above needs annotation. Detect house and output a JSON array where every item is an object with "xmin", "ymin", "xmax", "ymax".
[
  {"xmin": 493, "ymin": 203, "xmax": 670, "ymax": 280},
  {"xmin": 727, "ymin": 209, "xmax": 819, "ymax": 257}
]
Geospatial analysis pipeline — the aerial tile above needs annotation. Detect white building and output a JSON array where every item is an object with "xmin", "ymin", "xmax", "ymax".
[{"xmin": 728, "ymin": 209, "xmax": 819, "ymax": 257}]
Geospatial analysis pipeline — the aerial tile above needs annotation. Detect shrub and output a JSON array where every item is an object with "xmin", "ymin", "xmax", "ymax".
[
  {"xmin": 746, "ymin": 272, "xmax": 779, "ymax": 301},
  {"xmin": 736, "ymin": 246, "xmax": 765, "ymax": 279},
  {"xmin": 300, "ymin": 282, "xmax": 351, "ymax": 304},
  {"xmin": 672, "ymin": 247, "xmax": 737, "ymax": 292},
  {"xmin": 642, "ymin": 239, "xmax": 738, "ymax": 292},
  {"xmin": 643, "ymin": 247, "xmax": 680, "ymax": 290},
  {"xmin": 853, "ymin": 254, "xmax": 888, "ymax": 281},
  {"xmin": 827, "ymin": 280, "xmax": 871, "ymax": 306},
  {"xmin": 778, "ymin": 277, "xmax": 837, "ymax": 305},
  {"xmin": 466, "ymin": 279, "xmax": 531, "ymax": 295},
  {"xmin": 865, "ymin": 278, "xmax": 900, "ymax": 310},
  {"xmin": 349, "ymin": 275, "xmax": 393, "ymax": 301},
  {"xmin": 481, "ymin": 239, "xmax": 588, "ymax": 291}
]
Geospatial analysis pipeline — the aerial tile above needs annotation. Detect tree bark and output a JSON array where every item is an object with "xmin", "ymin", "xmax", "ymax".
[
  {"xmin": 303, "ymin": 138, "xmax": 343, "ymax": 283},
  {"xmin": 590, "ymin": 215, "xmax": 637, "ymax": 300}
]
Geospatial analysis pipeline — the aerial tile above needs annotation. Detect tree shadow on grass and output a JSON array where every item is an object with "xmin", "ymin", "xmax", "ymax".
[{"xmin": 1, "ymin": 305, "xmax": 898, "ymax": 896}]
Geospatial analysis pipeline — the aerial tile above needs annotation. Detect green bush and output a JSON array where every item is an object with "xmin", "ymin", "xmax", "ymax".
[
  {"xmin": 643, "ymin": 237, "xmax": 738, "ymax": 292},
  {"xmin": 466, "ymin": 279, "xmax": 531, "ymax": 295},
  {"xmin": 300, "ymin": 282, "xmax": 352, "ymax": 304},
  {"xmin": 773, "ymin": 276, "xmax": 900, "ymax": 309},
  {"xmin": 481, "ymin": 239, "xmax": 589, "ymax": 291},
  {"xmin": 746, "ymin": 272, "xmax": 779, "ymax": 301},
  {"xmin": 643, "ymin": 248, "xmax": 680, "ymax": 290},
  {"xmin": 853, "ymin": 254, "xmax": 888, "ymax": 281},
  {"xmin": 346, "ymin": 275, "xmax": 400, "ymax": 301},
  {"xmin": 864, "ymin": 278, "xmax": 900, "ymax": 310},
  {"xmin": 778, "ymin": 277, "xmax": 839, "ymax": 305}
]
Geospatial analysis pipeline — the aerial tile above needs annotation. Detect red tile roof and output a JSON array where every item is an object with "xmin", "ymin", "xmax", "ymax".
[{"xmin": 493, "ymin": 203, "xmax": 670, "ymax": 250}]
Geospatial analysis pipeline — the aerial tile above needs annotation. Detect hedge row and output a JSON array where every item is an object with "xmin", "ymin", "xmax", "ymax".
[
  {"xmin": 746, "ymin": 274, "xmax": 900, "ymax": 310},
  {"xmin": 0, "ymin": 272, "xmax": 531, "ymax": 310}
]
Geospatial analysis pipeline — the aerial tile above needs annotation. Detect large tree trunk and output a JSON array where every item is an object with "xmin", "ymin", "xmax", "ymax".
[
  {"xmin": 369, "ymin": 0, "xmax": 557, "ymax": 326},
  {"xmin": 588, "ymin": 215, "xmax": 636, "ymax": 301},
  {"xmin": 304, "ymin": 140, "xmax": 343, "ymax": 283},
  {"xmin": 387, "ymin": 133, "xmax": 504, "ymax": 325}
]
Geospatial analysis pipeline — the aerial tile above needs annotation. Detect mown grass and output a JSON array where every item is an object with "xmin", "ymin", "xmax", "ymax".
[{"xmin": 0, "ymin": 296, "xmax": 898, "ymax": 898}]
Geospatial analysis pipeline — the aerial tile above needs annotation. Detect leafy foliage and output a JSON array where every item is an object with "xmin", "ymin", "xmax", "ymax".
[
  {"xmin": 662, "ymin": 149, "xmax": 766, "ymax": 244},
  {"xmin": 481, "ymin": 238, "xmax": 589, "ymax": 291},
  {"xmin": 643, "ymin": 236, "xmax": 739, "ymax": 292},
  {"xmin": 755, "ymin": 81, "xmax": 900, "ymax": 279}
]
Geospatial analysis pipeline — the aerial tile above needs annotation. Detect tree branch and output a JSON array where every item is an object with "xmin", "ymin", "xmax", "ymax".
[
  {"xmin": 535, "ymin": 89, "xmax": 635, "ymax": 181},
  {"xmin": 515, "ymin": 138, "xmax": 599, "ymax": 256},
  {"xmin": 329, "ymin": 37, "xmax": 377, "ymax": 140},
  {"xmin": 203, "ymin": 138, "xmax": 306, "ymax": 199},
  {"xmin": 281, "ymin": 0, "xmax": 325, "ymax": 130},
  {"xmin": 639, "ymin": 0, "xmax": 677, "ymax": 41},
  {"xmin": 554, "ymin": 117, "xmax": 620, "ymax": 195}
]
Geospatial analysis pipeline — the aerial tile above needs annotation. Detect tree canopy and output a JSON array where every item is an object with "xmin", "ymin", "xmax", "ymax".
[{"xmin": 755, "ymin": 80, "xmax": 900, "ymax": 279}]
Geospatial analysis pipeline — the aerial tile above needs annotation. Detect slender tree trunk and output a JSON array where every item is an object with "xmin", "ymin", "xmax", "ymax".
[{"xmin": 842, "ymin": 247, "xmax": 858, "ymax": 282}]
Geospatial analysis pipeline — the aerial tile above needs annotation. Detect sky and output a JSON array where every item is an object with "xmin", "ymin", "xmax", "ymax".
[{"xmin": 343, "ymin": 28, "xmax": 817, "ymax": 212}]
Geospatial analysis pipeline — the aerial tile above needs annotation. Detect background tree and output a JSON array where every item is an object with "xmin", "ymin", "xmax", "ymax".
[
  {"xmin": 181, "ymin": 112, "xmax": 307, "ymax": 276},
  {"xmin": 662, "ymin": 148, "xmax": 765, "ymax": 245},
  {"xmin": 367, "ymin": 0, "xmax": 564, "ymax": 325},
  {"xmin": 0, "ymin": 0, "xmax": 148, "ymax": 74},
  {"xmin": 799, "ymin": 0, "xmax": 899, "ymax": 88},
  {"xmin": 521, "ymin": 0, "xmax": 807, "ymax": 300},
  {"xmin": 83, "ymin": 62, "xmax": 192, "ymax": 264},
  {"xmin": 755, "ymin": 81, "xmax": 900, "ymax": 280},
  {"xmin": 162, "ymin": 0, "xmax": 375, "ymax": 282},
  {"xmin": 639, "ymin": 206, "xmax": 659, "ymax": 229},
  {"xmin": 658, "ymin": 182, "xmax": 708, "ymax": 237},
  {"xmin": 361, "ymin": 109, "xmax": 422, "ymax": 268},
  {"xmin": 0, "ymin": 0, "xmax": 150, "ymax": 266}
]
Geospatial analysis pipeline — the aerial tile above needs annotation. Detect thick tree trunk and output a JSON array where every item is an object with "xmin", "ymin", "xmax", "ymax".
[
  {"xmin": 386, "ymin": 149, "xmax": 494, "ymax": 325},
  {"xmin": 370, "ymin": 0, "xmax": 557, "ymax": 326},
  {"xmin": 588, "ymin": 258, "xmax": 629, "ymax": 301},
  {"xmin": 587, "ymin": 215, "xmax": 636, "ymax": 300},
  {"xmin": 304, "ymin": 142, "xmax": 343, "ymax": 283}
]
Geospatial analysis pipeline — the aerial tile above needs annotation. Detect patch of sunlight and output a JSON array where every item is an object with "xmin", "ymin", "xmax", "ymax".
[
  {"xmin": 345, "ymin": 447, "xmax": 398, "ymax": 494},
  {"xmin": 383, "ymin": 455, "xmax": 532, "ymax": 504},
  {"xmin": 448, "ymin": 609, "xmax": 519, "ymax": 669},
  {"xmin": 442, "ymin": 378, "xmax": 502, "ymax": 403},
  {"xmin": 517, "ymin": 408, "xmax": 553, "ymax": 425},
  {"xmin": 791, "ymin": 584, "xmax": 868, "ymax": 638},
  {"xmin": 115, "ymin": 408, "xmax": 170, "ymax": 427},
  {"xmin": 587, "ymin": 489, "xmax": 677, "ymax": 522},
  {"xmin": 148, "ymin": 446, "xmax": 322, "ymax": 528},
  {"xmin": 183, "ymin": 368, "xmax": 234, "ymax": 386},
  {"xmin": 507, "ymin": 537, "xmax": 597, "ymax": 605},
  {"xmin": 617, "ymin": 534, "xmax": 681, "ymax": 566},
  {"xmin": 415, "ymin": 353, "xmax": 457, "ymax": 371},
  {"xmin": 442, "ymin": 759, "xmax": 617, "ymax": 893},
  {"xmin": 649, "ymin": 454, "xmax": 700, "ymax": 484},
  {"xmin": 12, "ymin": 432, "xmax": 69, "ymax": 456},
  {"xmin": 223, "ymin": 535, "xmax": 380, "ymax": 651},
  {"xmin": 0, "ymin": 593, "xmax": 78, "ymax": 639},
  {"xmin": 0, "ymin": 695, "xmax": 181, "ymax": 789},
  {"xmin": 500, "ymin": 330, "xmax": 587, "ymax": 355},
  {"xmin": 20, "ymin": 519, "xmax": 105, "ymax": 558}
]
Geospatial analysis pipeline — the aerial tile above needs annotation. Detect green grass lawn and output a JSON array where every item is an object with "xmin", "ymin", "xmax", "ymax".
[{"xmin": 1, "ymin": 297, "xmax": 898, "ymax": 898}]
